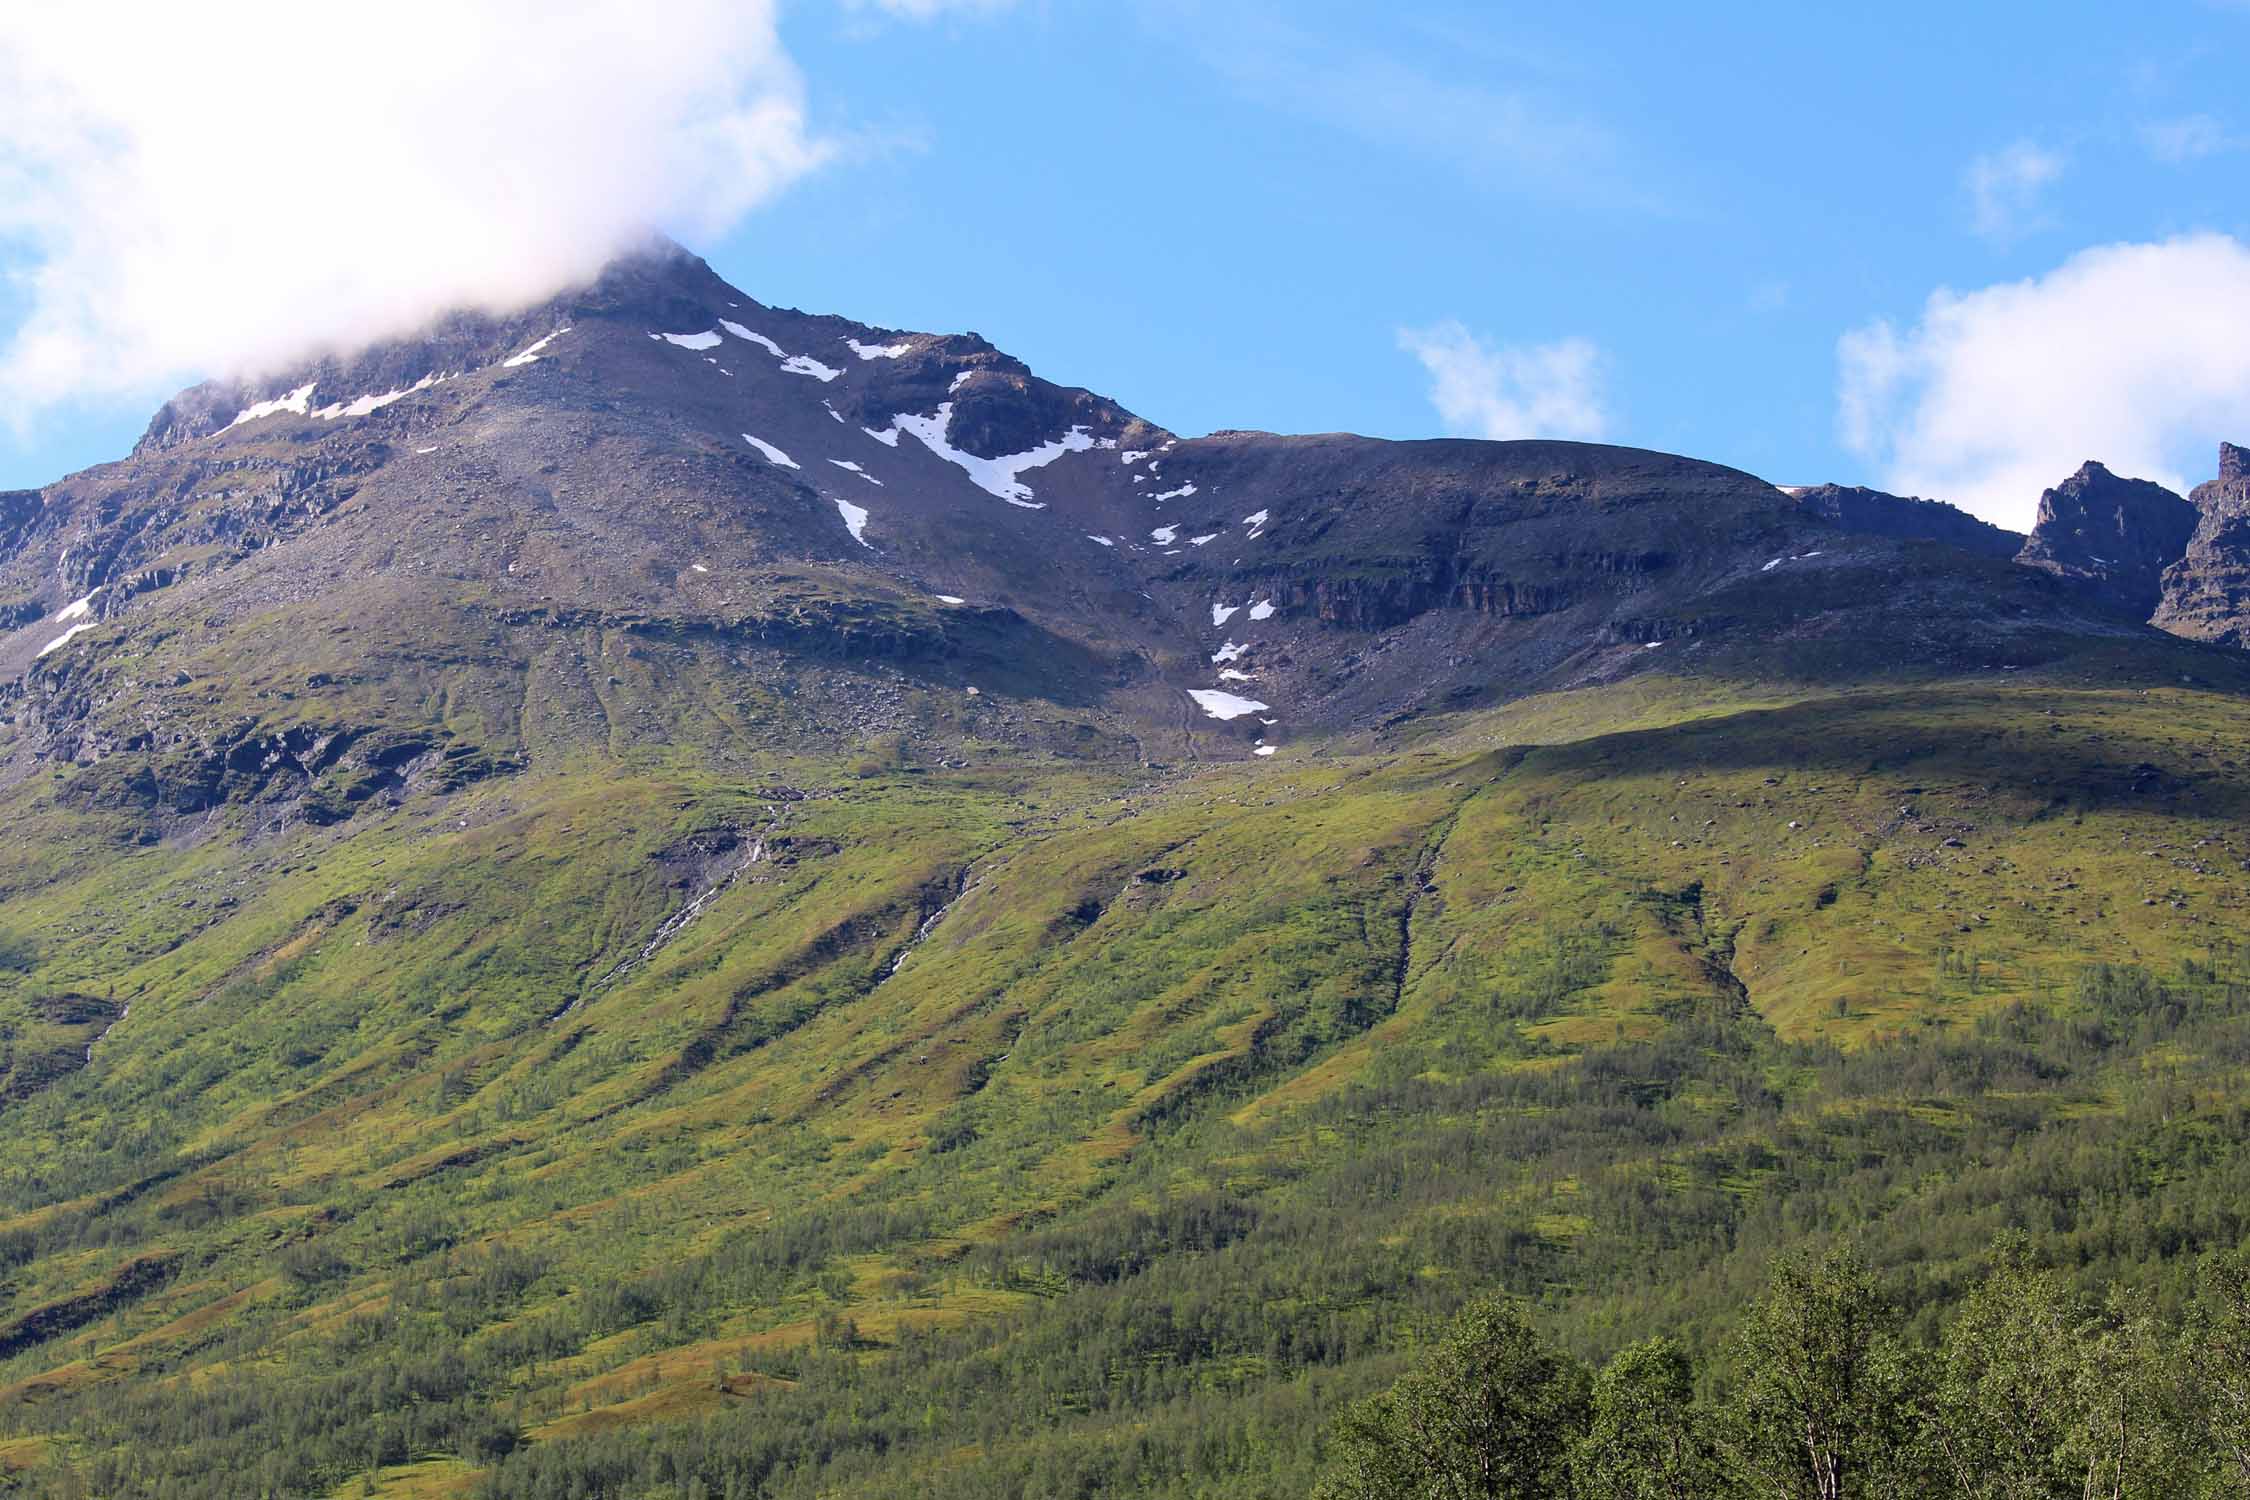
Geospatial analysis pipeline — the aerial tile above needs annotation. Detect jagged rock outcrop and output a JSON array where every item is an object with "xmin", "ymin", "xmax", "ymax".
[
  {"xmin": 1788, "ymin": 484, "xmax": 2021, "ymax": 560},
  {"xmin": 2013, "ymin": 462, "xmax": 2196, "ymax": 619},
  {"xmin": 2154, "ymin": 443, "xmax": 2250, "ymax": 647}
]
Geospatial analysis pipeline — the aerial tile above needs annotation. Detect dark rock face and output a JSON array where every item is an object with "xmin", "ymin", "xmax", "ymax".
[
  {"xmin": 1788, "ymin": 484, "xmax": 2021, "ymax": 560},
  {"xmin": 2013, "ymin": 462, "xmax": 2196, "ymax": 619},
  {"xmin": 2154, "ymin": 444, "xmax": 2250, "ymax": 647}
]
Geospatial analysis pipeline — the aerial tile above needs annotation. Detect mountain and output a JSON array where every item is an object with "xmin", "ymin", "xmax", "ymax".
[
  {"xmin": 2154, "ymin": 442, "xmax": 2250, "ymax": 648},
  {"xmin": 0, "ymin": 241, "xmax": 2184, "ymax": 805},
  {"xmin": 1785, "ymin": 481, "xmax": 2023, "ymax": 560},
  {"xmin": 2012, "ymin": 460, "xmax": 2199, "ymax": 618},
  {"xmin": 3, "ymin": 241, "xmax": 2250, "ymax": 1498}
]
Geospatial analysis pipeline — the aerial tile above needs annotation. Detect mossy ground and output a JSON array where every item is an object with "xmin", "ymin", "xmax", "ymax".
[{"xmin": 2, "ymin": 665, "xmax": 2248, "ymax": 1493}]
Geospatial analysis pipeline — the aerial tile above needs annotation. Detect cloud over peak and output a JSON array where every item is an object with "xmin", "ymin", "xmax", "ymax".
[
  {"xmin": 1838, "ymin": 233, "xmax": 2250, "ymax": 529},
  {"xmin": 0, "ymin": 1, "xmax": 830, "ymax": 416}
]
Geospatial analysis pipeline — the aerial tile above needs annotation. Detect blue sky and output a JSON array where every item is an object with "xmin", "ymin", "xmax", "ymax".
[{"xmin": 7, "ymin": 0, "xmax": 2250, "ymax": 529}]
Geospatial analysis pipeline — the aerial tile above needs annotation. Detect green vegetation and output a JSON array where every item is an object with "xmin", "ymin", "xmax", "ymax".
[
  {"xmin": 0, "ymin": 667, "xmax": 2248, "ymax": 1495},
  {"xmin": 1312, "ymin": 1241, "xmax": 2250, "ymax": 1499}
]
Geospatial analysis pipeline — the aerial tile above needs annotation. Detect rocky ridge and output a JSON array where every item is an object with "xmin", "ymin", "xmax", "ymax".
[
  {"xmin": 2013, "ymin": 461, "xmax": 2198, "ymax": 618},
  {"xmin": 1786, "ymin": 483, "xmax": 2022, "ymax": 561},
  {"xmin": 2154, "ymin": 443, "xmax": 2250, "ymax": 648}
]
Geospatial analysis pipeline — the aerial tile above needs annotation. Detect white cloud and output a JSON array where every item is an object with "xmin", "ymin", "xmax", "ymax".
[
  {"xmin": 1399, "ymin": 321, "xmax": 1609, "ymax": 442},
  {"xmin": 1964, "ymin": 140, "xmax": 2066, "ymax": 242},
  {"xmin": 2141, "ymin": 114, "xmax": 2239, "ymax": 163},
  {"xmin": 1837, "ymin": 234, "xmax": 2250, "ymax": 530},
  {"xmin": 0, "ymin": 1, "xmax": 833, "ymax": 416}
]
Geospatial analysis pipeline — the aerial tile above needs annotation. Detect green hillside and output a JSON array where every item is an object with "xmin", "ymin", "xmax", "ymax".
[{"xmin": 3, "ymin": 649, "xmax": 2250, "ymax": 1496}]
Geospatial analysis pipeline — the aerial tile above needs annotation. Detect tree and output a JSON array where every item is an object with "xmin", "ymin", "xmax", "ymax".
[
  {"xmin": 1924, "ymin": 1233, "xmax": 2088, "ymax": 1499},
  {"xmin": 1314, "ymin": 1295, "xmax": 1589, "ymax": 1500},
  {"xmin": 1572, "ymin": 1336, "xmax": 1721, "ymax": 1500},
  {"xmin": 2065, "ymin": 1286, "xmax": 2193, "ymax": 1500},
  {"xmin": 2188, "ymin": 1251, "xmax": 2250, "ymax": 1495},
  {"xmin": 1719, "ymin": 1248, "xmax": 1918, "ymax": 1500}
]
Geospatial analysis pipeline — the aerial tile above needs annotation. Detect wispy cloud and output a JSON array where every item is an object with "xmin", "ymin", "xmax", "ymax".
[
  {"xmin": 2140, "ymin": 113, "xmax": 2240, "ymax": 162},
  {"xmin": 1837, "ymin": 234, "xmax": 2250, "ymax": 528},
  {"xmin": 837, "ymin": 0, "xmax": 1017, "ymax": 20},
  {"xmin": 1399, "ymin": 321, "xmax": 1610, "ymax": 442},
  {"xmin": 1139, "ymin": 1, "xmax": 1639, "ymax": 207},
  {"xmin": 1748, "ymin": 281, "xmax": 1792, "ymax": 315},
  {"xmin": 1964, "ymin": 140, "xmax": 2067, "ymax": 243}
]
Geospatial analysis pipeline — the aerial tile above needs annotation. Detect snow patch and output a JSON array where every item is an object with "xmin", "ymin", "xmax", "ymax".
[
  {"xmin": 823, "ymin": 402, "xmax": 846, "ymax": 423},
  {"xmin": 1188, "ymin": 533, "xmax": 1219, "ymax": 546},
  {"xmin": 1761, "ymin": 558, "xmax": 1783, "ymax": 571},
  {"xmin": 225, "ymin": 381, "xmax": 318, "ymax": 430},
  {"xmin": 1242, "ymin": 508, "xmax": 1269, "ymax": 528},
  {"xmin": 1152, "ymin": 525, "xmax": 1180, "ymax": 545},
  {"xmin": 846, "ymin": 337, "xmax": 912, "ymax": 360},
  {"xmin": 415, "ymin": 445, "xmax": 439, "ymax": 455},
  {"xmin": 949, "ymin": 370, "xmax": 973, "ymax": 392},
  {"xmin": 833, "ymin": 498, "xmax": 873, "ymax": 547},
  {"xmin": 743, "ymin": 434, "xmax": 798, "ymax": 468},
  {"xmin": 1219, "ymin": 668, "xmax": 1256, "ymax": 682},
  {"xmin": 1254, "ymin": 745, "xmax": 1277, "ymax": 757},
  {"xmin": 503, "ymin": 327, "xmax": 569, "ymax": 367},
  {"xmin": 863, "ymin": 427, "xmax": 901, "ymax": 447},
  {"xmin": 54, "ymin": 589, "xmax": 100, "ymax": 624},
  {"xmin": 1212, "ymin": 602, "xmax": 1240, "ymax": 625},
  {"xmin": 887, "ymin": 402, "xmax": 1095, "ymax": 505},
  {"xmin": 691, "ymin": 564, "xmax": 709, "ymax": 574},
  {"xmin": 1188, "ymin": 689, "xmax": 1269, "ymax": 721},
  {"xmin": 720, "ymin": 320, "xmax": 785, "ymax": 357},
  {"xmin": 829, "ymin": 459, "xmax": 883, "ymax": 485},
  {"xmin": 654, "ymin": 329, "xmax": 723, "ymax": 351},
  {"xmin": 1211, "ymin": 641, "xmax": 1248, "ymax": 664},
  {"xmin": 782, "ymin": 354, "xmax": 843, "ymax": 382},
  {"xmin": 1154, "ymin": 483, "xmax": 1198, "ymax": 502},
  {"xmin": 1088, "ymin": 535, "xmax": 1115, "ymax": 546},
  {"xmin": 1248, "ymin": 599, "xmax": 1275, "ymax": 621},
  {"xmin": 37, "ymin": 621, "xmax": 96, "ymax": 657},
  {"xmin": 1122, "ymin": 449, "xmax": 1149, "ymax": 465},
  {"xmin": 314, "ymin": 371, "xmax": 443, "ymax": 420},
  {"xmin": 935, "ymin": 594, "xmax": 966, "ymax": 605}
]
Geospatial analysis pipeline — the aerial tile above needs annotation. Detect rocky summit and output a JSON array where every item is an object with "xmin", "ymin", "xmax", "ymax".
[
  {"xmin": 10, "ymin": 242, "xmax": 2250, "ymax": 1498},
  {"xmin": 2011, "ymin": 460, "xmax": 2199, "ymax": 618},
  {"xmin": 2154, "ymin": 442, "xmax": 2250, "ymax": 648}
]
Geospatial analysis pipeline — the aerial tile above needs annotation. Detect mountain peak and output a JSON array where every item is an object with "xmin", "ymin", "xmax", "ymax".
[
  {"xmin": 2153, "ymin": 441, "xmax": 2250, "ymax": 647},
  {"xmin": 129, "ymin": 236, "xmax": 730, "ymax": 455},
  {"xmin": 2219, "ymin": 441, "xmax": 2250, "ymax": 484},
  {"xmin": 2015, "ymin": 460, "xmax": 2196, "ymax": 618}
]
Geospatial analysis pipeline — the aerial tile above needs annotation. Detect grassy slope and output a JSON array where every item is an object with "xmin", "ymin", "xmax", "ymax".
[{"xmin": 0, "ymin": 662, "xmax": 2248, "ymax": 1493}]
